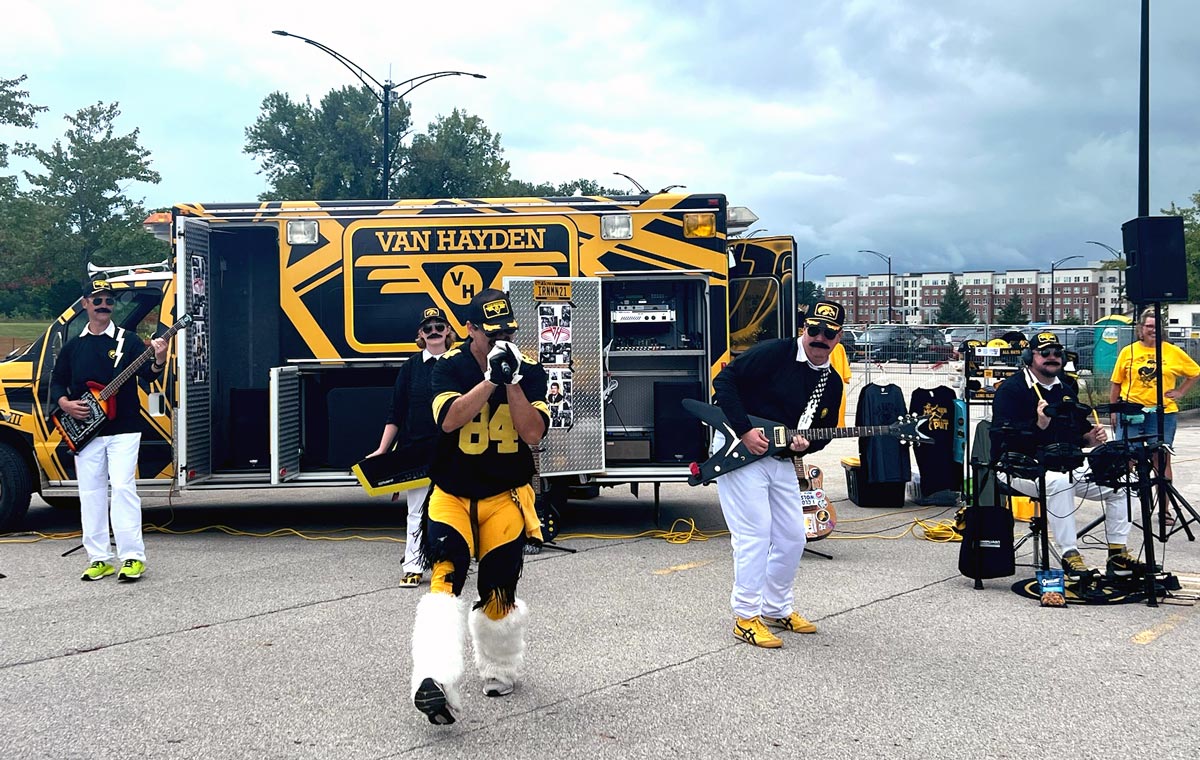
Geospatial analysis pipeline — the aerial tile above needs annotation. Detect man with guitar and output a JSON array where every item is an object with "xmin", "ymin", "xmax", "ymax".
[
  {"xmin": 409, "ymin": 289, "xmax": 549, "ymax": 725},
  {"xmin": 711, "ymin": 299, "xmax": 847, "ymax": 648},
  {"xmin": 50, "ymin": 280, "xmax": 168, "ymax": 582}
]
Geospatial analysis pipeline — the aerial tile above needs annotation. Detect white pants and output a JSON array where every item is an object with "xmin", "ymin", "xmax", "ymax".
[
  {"xmin": 76, "ymin": 432, "xmax": 144, "ymax": 563},
  {"xmin": 404, "ymin": 484, "xmax": 430, "ymax": 573},
  {"xmin": 1004, "ymin": 464, "xmax": 1131, "ymax": 555},
  {"xmin": 714, "ymin": 434, "xmax": 807, "ymax": 619}
]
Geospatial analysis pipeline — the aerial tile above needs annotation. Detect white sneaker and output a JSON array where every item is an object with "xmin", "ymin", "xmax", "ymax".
[{"xmin": 483, "ymin": 677, "xmax": 513, "ymax": 697}]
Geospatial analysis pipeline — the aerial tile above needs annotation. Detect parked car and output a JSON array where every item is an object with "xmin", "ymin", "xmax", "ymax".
[{"xmin": 858, "ymin": 325, "xmax": 953, "ymax": 363}]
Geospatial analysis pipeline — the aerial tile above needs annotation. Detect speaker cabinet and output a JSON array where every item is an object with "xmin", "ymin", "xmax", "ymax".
[
  {"xmin": 326, "ymin": 387, "xmax": 393, "ymax": 469},
  {"xmin": 1122, "ymin": 216, "xmax": 1188, "ymax": 303},
  {"xmin": 652, "ymin": 381, "xmax": 705, "ymax": 463}
]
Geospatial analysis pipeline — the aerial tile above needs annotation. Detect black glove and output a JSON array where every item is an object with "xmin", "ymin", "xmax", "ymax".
[{"xmin": 485, "ymin": 340, "xmax": 525, "ymax": 385}]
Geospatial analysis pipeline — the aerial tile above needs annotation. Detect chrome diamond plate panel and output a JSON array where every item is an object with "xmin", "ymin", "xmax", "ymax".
[{"xmin": 505, "ymin": 277, "xmax": 604, "ymax": 476}]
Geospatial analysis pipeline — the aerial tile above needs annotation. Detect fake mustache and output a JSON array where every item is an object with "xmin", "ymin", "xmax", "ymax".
[
  {"xmin": 811, "ymin": 341, "xmax": 830, "ymax": 350},
  {"xmin": 96, "ymin": 308, "xmax": 112, "ymax": 314}
]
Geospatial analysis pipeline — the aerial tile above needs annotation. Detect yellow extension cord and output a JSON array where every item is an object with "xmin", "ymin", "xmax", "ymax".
[{"xmin": 1, "ymin": 511, "xmax": 960, "ymax": 546}]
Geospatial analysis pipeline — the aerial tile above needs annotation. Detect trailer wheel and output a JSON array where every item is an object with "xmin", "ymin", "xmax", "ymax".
[{"xmin": 0, "ymin": 442, "xmax": 33, "ymax": 532}]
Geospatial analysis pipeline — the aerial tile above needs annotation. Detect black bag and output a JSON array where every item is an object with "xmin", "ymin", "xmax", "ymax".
[{"xmin": 958, "ymin": 505, "xmax": 1015, "ymax": 585}]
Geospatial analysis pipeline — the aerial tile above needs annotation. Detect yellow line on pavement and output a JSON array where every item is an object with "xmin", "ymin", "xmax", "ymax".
[
  {"xmin": 652, "ymin": 560, "xmax": 714, "ymax": 576},
  {"xmin": 1132, "ymin": 613, "xmax": 1187, "ymax": 645}
]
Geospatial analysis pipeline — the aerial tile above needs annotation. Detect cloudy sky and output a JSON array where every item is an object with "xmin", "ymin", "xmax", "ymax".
[{"xmin": 4, "ymin": 0, "xmax": 1199, "ymax": 281}]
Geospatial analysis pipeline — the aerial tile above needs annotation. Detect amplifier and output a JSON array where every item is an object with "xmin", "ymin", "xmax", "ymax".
[
  {"xmin": 606, "ymin": 437, "xmax": 650, "ymax": 462},
  {"xmin": 611, "ymin": 310, "xmax": 676, "ymax": 323}
]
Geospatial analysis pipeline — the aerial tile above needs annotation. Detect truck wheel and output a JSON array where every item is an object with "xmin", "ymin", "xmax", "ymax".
[
  {"xmin": 41, "ymin": 495, "xmax": 81, "ymax": 511},
  {"xmin": 0, "ymin": 443, "xmax": 34, "ymax": 532}
]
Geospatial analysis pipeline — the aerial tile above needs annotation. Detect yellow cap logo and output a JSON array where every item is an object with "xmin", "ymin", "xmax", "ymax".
[
  {"xmin": 422, "ymin": 307, "xmax": 440, "ymax": 320},
  {"xmin": 1038, "ymin": 332, "xmax": 1057, "ymax": 344},
  {"xmin": 92, "ymin": 279, "xmax": 111, "ymax": 291},
  {"xmin": 483, "ymin": 299, "xmax": 509, "ymax": 318},
  {"xmin": 814, "ymin": 303, "xmax": 837, "ymax": 319}
]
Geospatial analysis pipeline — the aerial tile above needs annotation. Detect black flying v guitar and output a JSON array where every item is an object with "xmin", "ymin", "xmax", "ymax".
[
  {"xmin": 683, "ymin": 398, "xmax": 931, "ymax": 486},
  {"xmin": 51, "ymin": 314, "xmax": 193, "ymax": 453}
]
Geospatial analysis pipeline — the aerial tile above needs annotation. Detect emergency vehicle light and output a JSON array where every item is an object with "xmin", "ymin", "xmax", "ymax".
[
  {"xmin": 600, "ymin": 214, "xmax": 633, "ymax": 240},
  {"xmin": 683, "ymin": 212, "xmax": 716, "ymax": 238},
  {"xmin": 727, "ymin": 206, "xmax": 759, "ymax": 232},
  {"xmin": 287, "ymin": 220, "xmax": 319, "ymax": 245}
]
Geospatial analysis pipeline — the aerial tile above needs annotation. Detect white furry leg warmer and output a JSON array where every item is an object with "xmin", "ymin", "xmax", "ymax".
[
  {"xmin": 410, "ymin": 592, "xmax": 466, "ymax": 718},
  {"xmin": 469, "ymin": 598, "xmax": 529, "ymax": 697}
]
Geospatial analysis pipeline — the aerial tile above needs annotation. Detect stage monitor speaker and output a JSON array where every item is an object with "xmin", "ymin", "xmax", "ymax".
[
  {"xmin": 653, "ymin": 381, "xmax": 705, "ymax": 464},
  {"xmin": 1122, "ymin": 216, "xmax": 1188, "ymax": 303},
  {"xmin": 327, "ymin": 386, "xmax": 393, "ymax": 469}
]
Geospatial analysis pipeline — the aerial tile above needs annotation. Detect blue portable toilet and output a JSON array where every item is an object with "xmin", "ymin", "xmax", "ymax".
[{"xmin": 1093, "ymin": 314, "xmax": 1132, "ymax": 382}]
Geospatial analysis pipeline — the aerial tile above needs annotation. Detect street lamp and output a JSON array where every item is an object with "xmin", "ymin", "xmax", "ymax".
[
  {"xmin": 859, "ymin": 249, "xmax": 893, "ymax": 323},
  {"xmin": 1086, "ymin": 240, "xmax": 1126, "ymax": 316},
  {"xmin": 800, "ymin": 253, "xmax": 829, "ymax": 307},
  {"xmin": 1049, "ymin": 255, "xmax": 1083, "ymax": 324},
  {"xmin": 272, "ymin": 30, "xmax": 485, "ymax": 199}
]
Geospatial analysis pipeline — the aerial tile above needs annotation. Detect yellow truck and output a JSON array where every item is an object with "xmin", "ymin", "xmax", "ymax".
[{"xmin": 0, "ymin": 193, "xmax": 795, "ymax": 530}]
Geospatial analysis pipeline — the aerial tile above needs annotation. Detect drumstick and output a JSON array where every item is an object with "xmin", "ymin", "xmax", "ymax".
[{"xmin": 1091, "ymin": 408, "xmax": 1102, "ymax": 428}]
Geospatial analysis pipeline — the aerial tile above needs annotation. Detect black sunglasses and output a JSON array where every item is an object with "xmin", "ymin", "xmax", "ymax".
[
  {"xmin": 420, "ymin": 322, "xmax": 448, "ymax": 335},
  {"xmin": 805, "ymin": 323, "xmax": 840, "ymax": 341},
  {"xmin": 487, "ymin": 329, "xmax": 516, "ymax": 340},
  {"xmin": 1037, "ymin": 348, "xmax": 1064, "ymax": 359},
  {"xmin": 90, "ymin": 297, "xmax": 115, "ymax": 306}
]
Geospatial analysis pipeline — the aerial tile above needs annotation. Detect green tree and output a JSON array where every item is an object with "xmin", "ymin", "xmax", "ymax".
[
  {"xmin": 0, "ymin": 75, "xmax": 47, "ymax": 195},
  {"xmin": 398, "ymin": 109, "xmax": 514, "ymax": 198},
  {"xmin": 935, "ymin": 276, "xmax": 976, "ymax": 324},
  {"xmin": 997, "ymin": 293, "xmax": 1028, "ymax": 324},
  {"xmin": 246, "ymin": 87, "xmax": 626, "ymax": 200},
  {"xmin": 11, "ymin": 102, "xmax": 163, "ymax": 308},
  {"xmin": 245, "ymin": 86, "xmax": 407, "ymax": 200}
]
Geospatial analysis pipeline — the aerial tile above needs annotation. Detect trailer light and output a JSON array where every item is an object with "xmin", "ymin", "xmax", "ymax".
[
  {"xmin": 683, "ymin": 212, "xmax": 716, "ymax": 238},
  {"xmin": 600, "ymin": 214, "xmax": 633, "ymax": 240},
  {"xmin": 287, "ymin": 220, "xmax": 319, "ymax": 245}
]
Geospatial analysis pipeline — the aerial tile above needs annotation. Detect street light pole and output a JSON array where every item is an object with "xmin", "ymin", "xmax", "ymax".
[
  {"xmin": 1086, "ymin": 240, "xmax": 1125, "ymax": 317},
  {"xmin": 800, "ymin": 253, "xmax": 829, "ymax": 304},
  {"xmin": 272, "ymin": 30, "xmax": 485, "ymax": 199},
  {"xmin": 1049, "ymin": 255, "xmax": 1083, "ymax": 324},
  {"xmin": 859, "ymin": 250, "xmax": 893, "ymax": 323}
]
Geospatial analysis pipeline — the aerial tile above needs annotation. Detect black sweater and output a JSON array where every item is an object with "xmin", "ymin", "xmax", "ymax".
[
  {"xmin": 990, "ymin": 371, "xmax": 1091, "ymax": 459},
  {"xmin": 386, "ymin": 352, "xmax": 440, "ymax": 447},
  {"xmin": 711, "ymin": 337, "xmax": 843, "ymax": 454},
  {"xmin": 49, "ymin": 326, "xmax": 162, "ymax": 436}
]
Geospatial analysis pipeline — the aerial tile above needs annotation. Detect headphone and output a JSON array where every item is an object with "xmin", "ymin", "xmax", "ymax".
[{"xmin": 1020, "ymin": 346, "xmax": 1033, "ymax": 366}]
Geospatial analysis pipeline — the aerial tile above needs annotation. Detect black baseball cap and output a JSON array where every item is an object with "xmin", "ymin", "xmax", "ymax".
[
  {"xmin": 1030, "ymin": 331, "xmax": 1062, "ymax": 351},
  {"xmin": 85, "ymin": 278, "xmax": 114, "ymax": 297},
  {"xmin": 417, "ymin": 306, "xmax": 448, "ymax": 327},
  {"xmin": 803, "ymin": 299, "xmax": 846, "ymax": 331},
  {"xmin": 467, "ymin": 291, "xmax": 519, "ymax": 334}
]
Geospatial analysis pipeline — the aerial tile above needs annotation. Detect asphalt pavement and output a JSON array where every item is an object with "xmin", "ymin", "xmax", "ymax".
[{"xmin": 2, "ymin": 424, "xmax": 1199, "ymax": 759}]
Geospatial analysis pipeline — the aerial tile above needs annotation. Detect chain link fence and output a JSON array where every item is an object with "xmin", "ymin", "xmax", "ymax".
[{"xmin": 842, "ymin": 321, "xmax": 1199, "ymax": 424}]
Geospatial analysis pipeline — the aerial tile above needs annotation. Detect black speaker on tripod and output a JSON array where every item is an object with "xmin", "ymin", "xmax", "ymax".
[{"xmin": 1122, "ymin": 216, "xmax": 1188, "ymax": 303}]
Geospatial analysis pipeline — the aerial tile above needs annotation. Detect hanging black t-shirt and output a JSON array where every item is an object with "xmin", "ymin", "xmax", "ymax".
[
  {"xmin": 909, "ymin": 386, "xmax": 962, "ymax": 496},
  {"xmin": 856, "ymin": 383, "xmax": 911, "ymax": 484}
]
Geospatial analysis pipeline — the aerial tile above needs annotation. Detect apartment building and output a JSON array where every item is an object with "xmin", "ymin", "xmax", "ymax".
[{"xmin": 823, "ymin": 260, "xmax": 1128, "ymax": 324}]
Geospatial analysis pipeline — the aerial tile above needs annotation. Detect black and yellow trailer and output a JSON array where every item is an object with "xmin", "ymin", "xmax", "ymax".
[{"xmin": 0, "ymin": 192, "xmax": 760, "ymax": 529}]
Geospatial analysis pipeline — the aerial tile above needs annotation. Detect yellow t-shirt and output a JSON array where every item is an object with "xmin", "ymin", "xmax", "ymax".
[
  {"xmin": 832, "ymin": 343, "xmax": 851, "ymax": 426},
  {"xmin": 1110, "ymin": 341, "xmax": 1200, "ymax": 413}
]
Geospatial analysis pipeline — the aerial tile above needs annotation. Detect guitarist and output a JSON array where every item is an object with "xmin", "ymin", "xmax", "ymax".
[
  {"xmin": 49, "ymin": 280, "xmax": 168, "ymax": 583},
  {"xmin": 711, "ymin": 299, "xmax": 846, "ymax": 649}
]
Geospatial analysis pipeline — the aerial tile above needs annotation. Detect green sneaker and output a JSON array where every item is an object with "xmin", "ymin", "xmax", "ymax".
[
  {"xmin": 81, "ymin": 560, "xmax": 115, "ymax": 581},
  {"xmin": 117, "ymin": 559, "xmax": 146, "ymax": 582}
]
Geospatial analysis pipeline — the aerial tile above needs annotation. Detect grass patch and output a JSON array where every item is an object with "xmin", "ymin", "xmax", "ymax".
[{"xmin": 0, "ymin": 322, "xmax": 47, "ymax": 340}]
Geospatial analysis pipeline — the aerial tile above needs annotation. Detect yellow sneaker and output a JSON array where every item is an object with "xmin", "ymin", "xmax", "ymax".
[
  {"xmin": 762, "ymin": 612, "xmax": 818, "ymax": 634},
  {"xmin": 733, "ymin": 616, "xmax": 783, "ymax": 648}
]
